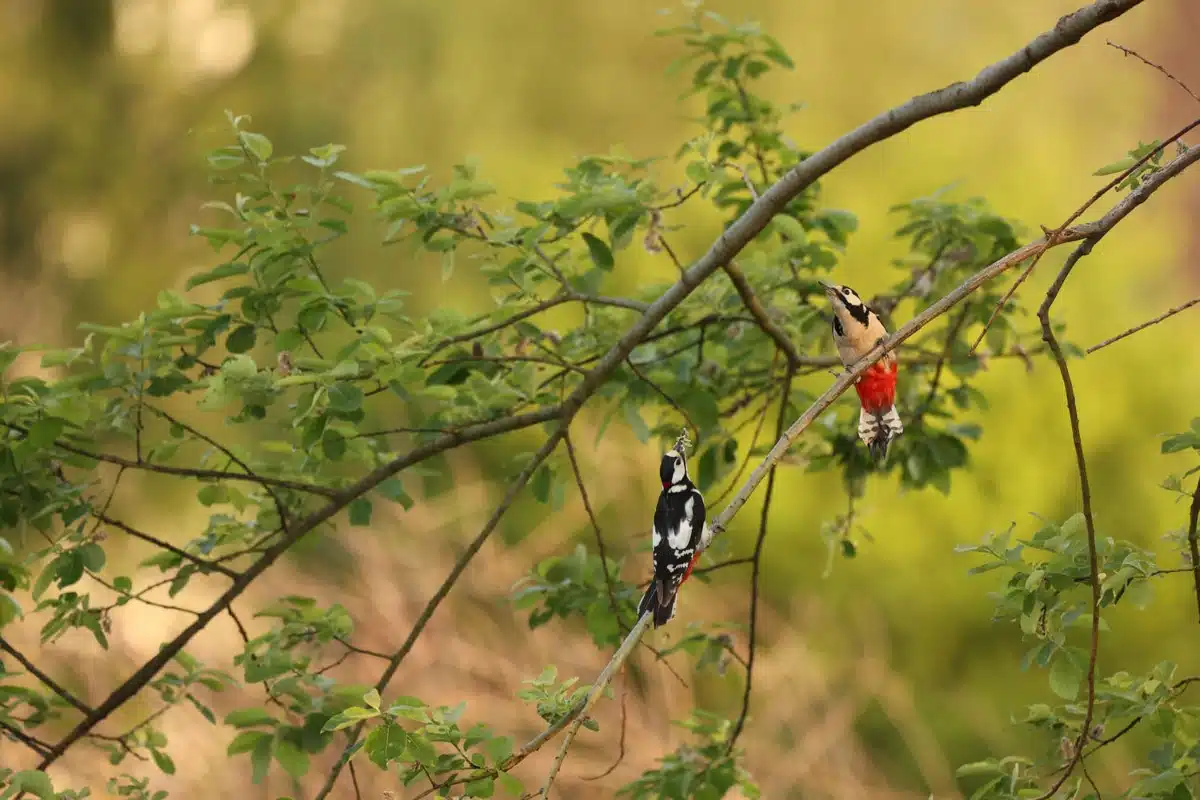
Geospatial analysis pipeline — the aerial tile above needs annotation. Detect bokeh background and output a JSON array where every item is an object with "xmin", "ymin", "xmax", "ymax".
[{"xmin": 2, "ymin": 0, "xmax": 1199, "ymax": 797}]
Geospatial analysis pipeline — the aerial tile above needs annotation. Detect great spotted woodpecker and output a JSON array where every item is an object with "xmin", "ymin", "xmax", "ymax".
[
  {"xmin": 820, "ymin": 279, "xmax": 903, "ymax": 461},
  {"xmin": 637, "ymin": 438, "xmax": 711, "ymax": 628}
]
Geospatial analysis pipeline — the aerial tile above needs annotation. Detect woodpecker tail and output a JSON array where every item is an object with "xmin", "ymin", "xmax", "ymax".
[
  {"xmin": 858, "ymin": 405, "xmax": 903, "ymax": 461},
  {"xmin": 638, "ymin": 578, "xmax": 678, "ymax": 628}
]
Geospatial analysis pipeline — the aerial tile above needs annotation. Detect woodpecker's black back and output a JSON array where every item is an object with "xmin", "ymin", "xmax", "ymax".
[{"xmin": 638, "ymin": 450, "xmax": 708, "ymax": 628}]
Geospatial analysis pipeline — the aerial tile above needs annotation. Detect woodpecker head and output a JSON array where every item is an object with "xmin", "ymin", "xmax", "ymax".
[
  {"xmin": 819, "ymin": 279, "xmax": 875, "ymax": 341},
  {"xmin": 659, "ymin": 449, "xmax": 688, "ymax": 489}
]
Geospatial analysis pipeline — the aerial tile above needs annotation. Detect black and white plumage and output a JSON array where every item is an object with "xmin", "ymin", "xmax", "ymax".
[{"xmin": 637, "ymin": 447, "xmax": 711, "ymax": 628}]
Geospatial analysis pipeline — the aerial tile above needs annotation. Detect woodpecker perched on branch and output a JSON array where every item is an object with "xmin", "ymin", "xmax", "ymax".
[
  {"xmin": 638, "ymin": 431, "xmax": 711, "ymax": 628},
  {"xmin": 821, "ymin": 279, "xmax": 903, "ymax": 461}
]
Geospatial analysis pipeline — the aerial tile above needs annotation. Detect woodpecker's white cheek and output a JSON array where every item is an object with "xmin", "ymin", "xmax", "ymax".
[{"xmin": 672, "ymin": 459, "xmax": 685, "ymax": 484}]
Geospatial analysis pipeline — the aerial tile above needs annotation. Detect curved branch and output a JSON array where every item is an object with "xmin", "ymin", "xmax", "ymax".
[{"xmin": 722, "ymin": 262, "xmax": 803, "ymax": 367}]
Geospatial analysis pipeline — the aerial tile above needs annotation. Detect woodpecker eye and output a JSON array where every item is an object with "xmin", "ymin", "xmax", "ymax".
[{"xmin": 841, "ymin": 288, "xmax": 851, "ymax": 297}]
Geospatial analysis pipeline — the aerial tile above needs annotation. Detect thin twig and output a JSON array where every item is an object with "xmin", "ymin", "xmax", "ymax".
[
  {"xmin": 728, "ymin": 365, "xmax": 793, "ymax": 750},
  {"xmin": 722, "ymin": 262, "xmax": 803, "ymax": 367},
  {"xmin": 539, "ymin": 613, "xmax": 652, "ymax": 797},
  {"xmin": 1085, "ymin": 296, "xmax": 1199, "ymax": 353},
  {"xmin": 969, "ymin": 115, "xmax": 1200, "ymax": 354},
  {"xmin": 90, "ymin": 510, "xmax": 239, "ymax": 579},
  {"xmin": 313, "ymin": 433, "xmax": 566, "ymax": 798},
  {"xmin": 35, "ymin": 406, "xmax": 564, "ymax": 770},
  {"xmin": 1106, "ymin": 40, "xmax": 1200, "ymax": 104},
  {"xmin": 582, "ymin": 677, "xmax": 629, "ymax": 781},
  {"xmin": 0, "ymin": 718, "xmax": 51, "ymax": 756},
  {"xmin": 0, "ymin": 637, "xmax": 93, "ymax": 715},
  {"xmin": 1031, "ymin": 237, "xmax": 1108, "ymax": 800},
  {"xmin": 564, "ymin": 434, "xmax": 622, "ymax": 628},
  {"xmin": 1188, "ymin": 476, "xmax": 1200, "ymax": 623},
  {"xmin": 41, "ymin": 432, "xmax": 337, "ymax": 499}
]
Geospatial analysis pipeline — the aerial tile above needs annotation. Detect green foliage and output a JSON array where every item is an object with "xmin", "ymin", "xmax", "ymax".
[
  {"xmin": 952, "ymin": 420, "xmax": 1200, "ymax": 799},
  {"xmin": 320, "ymin": 688, "xmax": 523, "ymax": 797},
  {"xmin": 512, "ymin": 544, "xmax": 640, "ymax": 647},
  {"xmin": 616, "ymin": 712, "xmax": 760, "ymax": 799}
]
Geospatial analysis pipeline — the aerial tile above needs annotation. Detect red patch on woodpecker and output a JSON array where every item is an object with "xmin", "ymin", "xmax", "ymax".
[
  {"xmin": 680, "ymin": 549, "xmax": 703, "ymax": 583},
  {"xmin": 855, "ymin": 360, "xmax": 898, "ymax": 414},
  {"xmin": 662, "ymin": 481, "xmax": 670, "ymax": 489}
]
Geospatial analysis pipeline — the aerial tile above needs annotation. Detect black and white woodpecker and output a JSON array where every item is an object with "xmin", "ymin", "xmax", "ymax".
[{"xmin": 638, "ymin": 432, "xmax": 712, "ymax": 628}]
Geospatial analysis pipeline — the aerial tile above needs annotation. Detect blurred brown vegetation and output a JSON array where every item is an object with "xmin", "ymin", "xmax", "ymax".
[{"xmin": 1, "ymin": 1, "xmax": 1199, "ymax": 798}]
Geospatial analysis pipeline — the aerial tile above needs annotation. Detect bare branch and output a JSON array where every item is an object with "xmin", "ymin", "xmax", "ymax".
[
  {"xmin": 1086, "ymin": 295, "xmax": 1199, "ymax": 353},
  {"xmin": 1188, "ymin": 476, "xmax": 1200, "ymax": 624},
  {"xmin": 1106, "ymin": 40, "xmax": 1200, "ymax": 104},
  {"xmin": 35, "ymin": 406, "xmax": 563, "ymax": 769},
  {"xmin": 722, "ymin": 262, "xmax": 803, "ymax": 367},
  {"xmin": 43, "ymin": 432, "xmax": 338, "ymax": 499},
  {"xmin": 728, "ymin": 366, "xmax": 793, "ymax": 750},
  {"xmin": 91, "ymin": 510, "xmax": 239, "ymax": 579},
  {"xmin": 1031, "ymin": 234, "xmax": 1104, "ymax": 799},
  {"xmin": 538, "ymin": 613, "xmax": 652, "ymax": 797},
  {"xmin": 313, "ymin": 433, "xmax": 566, "ymax": 798},
  {"xmin": 969, "ymin": 115, "xmax": 1200, "ymax": 354},
  {"xmin": 0, "ymin": 636, "xmax": 93, "ymax": 716},
  {"xmin": 564, "ymin": 433, "xmax": 622, "ymax": 627}
]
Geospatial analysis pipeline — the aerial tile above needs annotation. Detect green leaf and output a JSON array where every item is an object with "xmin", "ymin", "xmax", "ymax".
[
  {"xmin": 78, "ymin": 542, "xmax": 106, "ymax": 572},
  {"xmin": 26, "ymin": 417, "xmax": 66, "ymax": 449},
  {"xmin": 240, "ymin": 131, "xmax": 274, "ymax": 162},
  {"xmin": 1162, "ymin": 432, "xmax": 1200, "ymax": 453},
  {"xmin": 322, "ymin": 429, "xmax": 347, "ymax": 460},
  {"xmin": 531, "ymin": 465, "xmax": 552, "ymax": 504},
  {"xmin": 250, "ymin": 734, "xmax": 273, "ymax": 784},
  {"xmin": 7, "ymin": 770, "xmax": 54, "ymax": 800},
  {"xmin": 226, "ymin": 325, "xmax": 257, "ymax": 354},
  {"xmin": 274, "ymin": 739, "xmax": 310, "ymax": 778},
  {"xmin": 1049, "ymin": 649, "xmax": 1085, "ymax": 700},
  {"xmin": 327, "ymin": 383, "xmax": 364, "ymax": 413},
  {"xmin": 321, "ymin": 706, "xmax": 378, "ymax": 732},
  {"xmin": 365, "ymin": 721, "xmax": 407, "ymax": 769},
  {"xmin": 464, "ymin": 777, "xmax": 495, "ymax": 797},
  {"xmin": 378, "ymin": 478, "xmax": 414, "ymax": 510},
  {"xmin": 581, "ymin": 233, "xmax": 614, "ymax": 271},
  {"xmin": 151, "ymin": 748, "xmax": 176, "ymax": 775},
  {"xmin": 228, "ymin": 730, "xmax": 272, "ymax": 755},
  {"xmin": 348, "ymin": 498, "xmax": 373, "ymax": 527},
  {"xmin": 225, "ymin": 707, "xmax": 278, "ymax": 728}
]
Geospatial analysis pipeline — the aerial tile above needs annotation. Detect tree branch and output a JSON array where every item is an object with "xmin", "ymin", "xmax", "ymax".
[
  {"xmin": 1188, "ymin": 476, "xmax": 1200, "ymax": 624},
  {"xmin": 46, "ymin": 434, "xmax": 337, "ymax": 499},
  {"xmin": 0, "ymin": 636, "xmax": 93, "ymax": 716},
  {"xmin": 728, "ymin": 365, "xmax": 793, "ymax": 750},
  {"xmin": 722, "ymin": 262, "xmax": 803, "ymax": 367},
  {"xmin": 538, "ymin": 612, "xmax": 652, "ymax": 797},
  {"xmin": 313, "ymin": 432, "xmax": 566, "ymax": 798},
  {"xmin": 1032, "ymin": 235, "xmax": 1104, "ymax": 800},
  {"xmin": 90, "ymin": 510, "xmax": 239, "ymax": 579},
  {"xmin": 1085, "ymin": 295, "xmax": 1199, "ymax": 353},
  {"xmin": 34, "ymin": 406, "xmax": 563, "ymax": 769}
]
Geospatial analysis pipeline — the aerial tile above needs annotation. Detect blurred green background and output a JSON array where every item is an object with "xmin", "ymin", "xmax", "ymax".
[{"xmin": 2, "ymin": 1, "xmax": 1199, "ymax": 797}]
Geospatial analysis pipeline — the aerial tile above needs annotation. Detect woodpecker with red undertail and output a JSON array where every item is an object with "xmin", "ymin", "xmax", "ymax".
[
  {"xmin": 638, "ymin": 433, "xmax": 711, "ymax": 628},
  {"xmin": 821, "ymin": 279, "xmax": 903, "ymax": 461}
]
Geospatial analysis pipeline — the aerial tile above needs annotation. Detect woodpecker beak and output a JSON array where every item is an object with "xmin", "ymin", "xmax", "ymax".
[{"xmin": 818, "ymin": 279, "xmax": 837, "ymax": 297}]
